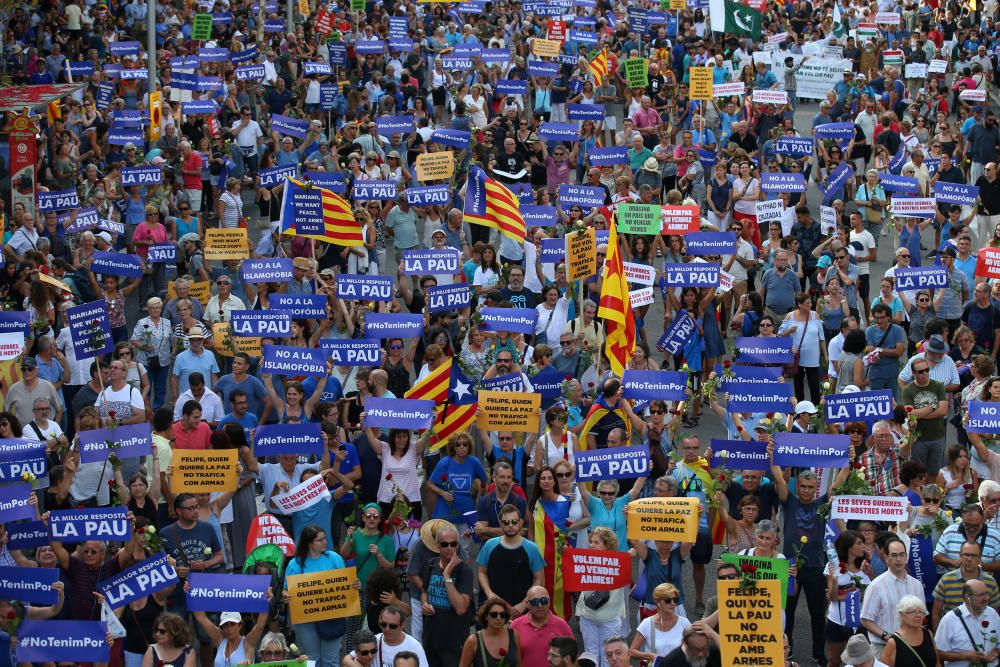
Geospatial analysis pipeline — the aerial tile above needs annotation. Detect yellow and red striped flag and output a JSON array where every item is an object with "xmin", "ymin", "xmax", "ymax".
[
  {"xmin": 587, "ymin": 49, "xmax": 609, "ymax": 84},
  {"xmin": 404, "ymin": 360, "xmax": 450, "ymax": 403},
  {"xmin": 280, "ymin": 178, "xmax": 365, "ymax": 246},
  {"xmin": 598, "ymin": 213, "xmax": 636, "ymax": 377},
  {"xmin": 47, "ymin": 99, "xmax": 62, "ymax": 125},
  {"xmin": 463, "ymin": 166, "xmax": 527, "ymax": 242},
  {"xmin": 428, "ymin": 403, "xmax": 478, "ymax": 452}
]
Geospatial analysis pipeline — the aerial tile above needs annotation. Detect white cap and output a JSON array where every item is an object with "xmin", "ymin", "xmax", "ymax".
[
  {"xmin": 219, "ymin": 612, "xmax": 242, "ymax": 626},
  {"xmin": 842, "ymin": 385, "xmax": 861, "ymax": 394},
  {"xmin": 96, "ymin": 231, "xmax": 113, "ymax": 244},
  {"xmin": 794, "ymin": 401, "xmax": 817, "ymax": 415}
]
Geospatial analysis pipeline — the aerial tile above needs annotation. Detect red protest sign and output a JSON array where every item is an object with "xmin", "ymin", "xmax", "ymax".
[
  {"xmin": 977, "ymin": 248, "xmax": 1000, "ymax": 280},
  {"xmin": 315, "ymin": 7, "xmax": 333, "ymax": 35},
  {"xmin": 561, "ymin": 548, "xmax": 632, "ymax": 592},
  {"xmin": 660, "ymin": 205, "xmax": 701, "ymax": 234},
  {"xmin": 547, "ymin": 19, "xmax": 567, "ymax": 43},
  {"xmin": 245, "ymin": 514, "xmax": 295, "ymax": 557}
]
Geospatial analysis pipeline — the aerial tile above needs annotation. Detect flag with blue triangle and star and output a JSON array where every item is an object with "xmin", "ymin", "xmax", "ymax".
[{"xmin": 447, "ymin": 358, "xmax": 476, "ymax": 405}]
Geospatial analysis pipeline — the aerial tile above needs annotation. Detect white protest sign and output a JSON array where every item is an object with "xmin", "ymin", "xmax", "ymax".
[
  {"xmin": 753, "ymin": 51, "xmax": 772, "ymax": 64},
  {"xmin": 271, "ymin": 475, "xmax": 331, "ymax": 513},
  {"xmin": 713, "ymin": 82, "xmax": 746, "ymax": 97},
  {"xmin": 629, "ymin": 286, "xmax": 654, "ymax": 307},
  {"xmin": 820, "ymin": 205, "xmax": 838, "ymax": 235},
  {"xmin": 831, "ymin": 495, "xmax": 908, "ymax": 522},
  {"xmin": 891, "ymin": 198, "xmax": 936, "ymax": 217},
  {"xmin": 929, "ymin": 59, "xmax": 948, "ymax": 74},
  {"xmin": 823, "ymin": 45, "xmax": 844, "ymax": 59},
  {"xmin": 960, "ymin": 89, "xmax": 987, "ymax": 102},
  {"xmin": 772, "ymin": 54, "xmax": 853, "ymax": 100},
  {"xmin": 905, "ymin": 63, "xmax": 928, "ymax": 79},
  {"xmin": 757, "ymin": 199, "xmax": 786, "ymax": 224},
  {"xmin": 0, "ymin": 333, "xmax": 24, "ymax": 361},
  {"xmin": 753, "ymin": 89, "xmax": 788, "ymax": 105},
  {"xmin": 875, "ymin": 11, "xmax": 900, "ymax": 23},
  {"xmin": 623, "ymin": 262, "xmax": 656, "ymax": 286},
  {"xmin": 717, "ymin": 269, "xmax": 734, "ymax": 295}
]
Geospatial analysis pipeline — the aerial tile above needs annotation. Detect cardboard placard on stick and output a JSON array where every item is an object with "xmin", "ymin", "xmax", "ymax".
[
  {"xmin": 204, "ymin": 228, "xmax": 249, "ymax": 261},
  {"xmin": 718, "ymin": 579, "xmax": 784, "ymax": 667},
  {"xmin": 565, "ymin": 228, "xmax": 597, "ymax": 280},
  {"xmin": 415, "ymin": 152, "xmax": 455, "ymax": 181},
  {"xmin": 626, "ymin": 496, "xmax": 699, "ymax": 542},
  {"xmin": 720, "ymin": 553, "xmax": 790, "ymax": 606},
  {"xmin": 623, "ymin": 58, "xmax": 648, "ymax": 88},
  {"xmin": 532, "ymin": 38, "xmax": 562, "ymax": 57},
  {"xmin": 192, "ymin": 13, "xmax": 213, "ymax": 40},
  {"xmin": 476, "ymin": 390, "xmax": 540, "ymax": 432},
  {"xmin": 170, "ymin": 449, "xmax": 238, "ymax": 493},
  {"xmin": 616, "ymin": 203, "xmax": 661, "ymax": 235},
  {"xmin": 689, "ymin": 67, "xmax": 714, "ymax": 100},
  {"xmin": 167, "ymin": 280, "xmax": 212, "ymax": 306},
  {"xmin": 287, "ymin": 568, "xmax": 361, "ymax": 622}
]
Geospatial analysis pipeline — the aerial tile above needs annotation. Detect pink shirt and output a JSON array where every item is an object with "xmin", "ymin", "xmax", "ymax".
[
  {"xmin": 132, "ymin": 222, "xmax": 168, "ymax": 259},
  {"xmin": 172, "ymin": 421, "xmax": 212, "ymax": 450},
  {"xmin": 544, "ymin": 156, "xmax": 571, "ymax": 194},
  {"xmin": 631, "ymin": 107, "xmax": 660, "ymax": 134},
  {"xmin": 511, "ymin": 613, "xmax": 573, "ymax": 667}
]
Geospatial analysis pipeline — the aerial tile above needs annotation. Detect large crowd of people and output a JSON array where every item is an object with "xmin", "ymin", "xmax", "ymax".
[{"xmin": 1, "ymin": 0, "xmax": 1000, "ymax": 665}]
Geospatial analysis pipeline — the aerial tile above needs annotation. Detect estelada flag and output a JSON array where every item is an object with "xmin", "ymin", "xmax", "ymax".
[
  {"xmin": 280, "ymin": 177, "xmax": 364, "ymax": 246},
  {"xmin": 597, "ymin": 213, "xmax": 636, "ymax": 377},
  {"xmin": 463, "ymin": 166, "xmax": 527, "ymax": 242},
  {"xmin": 428, "ymin": 403, "xmax": 478, "ymax": 452},
  {"xmin": 404, "ymin": 359, "xmax": 450, "ymax": 403},
  {"xmin": 562, "ymin": 548, "xmax": 632, "ymax": 592}
]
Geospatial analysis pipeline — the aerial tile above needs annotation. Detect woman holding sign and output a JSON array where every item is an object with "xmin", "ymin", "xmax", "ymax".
[
  {"xmin": 824, "ymin": 530, "xmax": 872, "ymax": 667},
  {"xmin": 192, "ymin": 603, "xmax": 271, "ymax": 667},
  {"xmin": 263, "ymin": 360, "xmax": 333, "ymax": 424}
]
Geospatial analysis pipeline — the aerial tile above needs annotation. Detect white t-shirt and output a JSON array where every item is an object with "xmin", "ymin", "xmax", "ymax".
[
  {"xmin": 95, "ymin": 384, "xmax": 145, "ymax": 422},
  {"xmin": 849, "ymin": 229, "xmax": 877, "ymax": 275},
  {"xmin": 635, "ymin": 614, "xmax": 691, "ymax": 658},
  {"xmin": 374, "ymin": 633, "xmax": 428, "ymax": 667},
  {"xmin": 725, "ymin": 238, "xmax": 756, "ymax": 282},
  {"xmin": 22, "ymin": 419, "xmax": 63, "ymax": 443}
]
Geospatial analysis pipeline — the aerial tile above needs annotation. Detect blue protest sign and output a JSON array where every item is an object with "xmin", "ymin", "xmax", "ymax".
[
  {"xmin": 523, "ymin": 206, "xmax": 557, "ymax": 228},
  {"xmin": 112, "ymin": 110, "xmax": 143, "ymax": 128},
  {"xmin": 336, "ymin": 274, "xmax": 394, "ymax": 302},
  {"xmin": 108, "ymin": 128, "xmax": 145, "ymax": 146},
  {"xmin": 0, "ymin": 483, "xmax": 33, "ymax": 523},
  {"xmin": 538, "ymin": 123, "xmax": 580, "ymax": 142},
  {"xmin": 77, "ymin": 423, "xmax": 152, "ymax": 464},
  {"xmin": 966, "ymin": 401, "xmax": 1000, "ymax": 433},
  {"xmin": 364, "ymin": 397, "xmax": 435, "ymax": 430},
  {"xmin": 270, "ymin": 113, "xmax": 309, "ymax": 139},
  {"xmin": 66, "ymin": 300, "xmax": 113, "ymax": 359},
  {"xmin": 588, "ymin": 147, "xmax": 629, "ymax": 166},
  {"xmin": 96, "ymin": 82, "xmax": 115, "ymax": 108},
  {"xmin": 320, "ymin": 84, "xmax": 339, "ymax": 110},
  {"xmin": 319, "ymin": 339, "xmax": 383, "ymax": 366},
  {"xmin": 355, "ymin": 40, "xmax": 386, "ymax": 54},
  {"xmin": 99, "ymin": 553, "xmax": 178, "ymax": 610},
  {"xmin": 402, "ymin": 248, "xmax": 461, "ymax": 275},
  {"xmin": 496, "ymin": 80, "xmax": 529, "ymax": 95},
  {"xmin": 103, "ymin": 64, "xmax": 121, "ymax": 80},
  {"xmin": 16, "ymin": 621, "xmax": 109, "ymax": 663},
  {"xmin": 887, "ymin": 144, "xmax": 907, "ymax": 174},
  {"xmin": 405, "ymin": 186, "xmax": 451, "ymax": 206},
  {"xmin": 0, "ymin": 566, "xmax": 58, "ymax": 604},
  {"xmin": 566, "ymin": 104, "xmax": 605, "ymax": 122},
  {"xmin": 569, "ymin": 29, "xmax": 598, "ymax": 44},
  {"xmin": 908, "ymin": 534, "xmax": 936, "ymax": 602},
  {"xmin": 303, "ymin": 61, "xmax": 332, "ymax": 75},
  {"xmin": 67, "ymin": 61, "xmax": 96, "ymax": 77},
  {"xmin": 110, "ymin": 41, "xmax": 141, "ymax": 56},
  {"xmin": 540, "ymin": 237, "xmax": 565, "ymax": 263},
  {"xmin": 893, "ymin": 267, "xmax": 948, "ymax": 290},
  {"xmin": 824, "ymin": 389, "xmax": 893, "ymax": 424},
  {"xmin": 388, "ymin": 38, "xmax": 415, "ymax": 53},
  {"xmin": 558, "ymin": 184, "xmax": 605, "ymax": 209},
  {"xmin": 364, "ymin": 313, "xmax": 424, "ymax": 339},
  {"xmin": 148, "ymin": 243, "xmax": 176, "ymax": 264},
  {"xmin": 480, "ymin": 307, "xmax": 538, "ymax": 334},
  {"xmin": 230, "ymin": 311, "xmax": 292, "ymax": 337},
  {"xmin": 656, "ymin": 310, "xmax": 697, "ymax": 356},
  {"xmin": 49, "ymin": 507, "xmax": 131, "ymax": 542},
  {"xmin": 735, "ymin": 336, "xmax": 793, "ymax": 364},
  {"xmin": 814, "ymin": 122, "xmax": 855, "ymax": 140},
  {"xmin": 710, "ymin": 439, "xmax": 770, "ymax": 471},
  {"xmin": 934, "ymin": 181, "xmax": 979, "ymax": 206},
  {"xmin": 427, "ymin": 284, "xmax": 471, "ymax": 312},
  {"xmin": 64, "ymin": 206, "xmax": 101, "ymax": 233},
  {"xmin": 454, "ymin": 45, "xmax": 482, "ymax": 58},
  {"xmin": 121, "ymin": 165, "xmax": 163, "ymax": 186},
  {"xmin": 186, "ymin": 572, "xmax": 271, "ymax": 612},
  {"xmin": 264, "ymin": 18, "xmax": 285, "ymax": 32},
  {"xmin": 481, "ymin": 49, "xmax": 511, "ymax": 64},
  {"xmin": 119, "ymin": 68, "xmax": 149, "ymax": 80},
  {"xmin": 662, "ymin": 263, "xmax": 720, "ymax": 288},
  {"xmin": 529, "ymin": 367, "xmax": 565, "ymax": 399},
  {"xmin": 528, "ymin": 60, "xmax": 560, "ymax": 77},
  {"xmin": 718, "ymin": 364, "xmax": 784, "ymax": 387},
  {"xmin": 199, "ymin": 47, "xmax": 229, "ymax": 62},
  {"xmin": 0, "ymin": 440, "xmax": 46, "ymax": 483},
  {"xmin": 843, "ymin": 589, "xmax": 861, "ymax": 629},
  {"xmin": 271, "ymin": 293, "xmax": 328, "ymax": 318},
  {"xmin": 822, "ymin": 163, "xmax": 854, "ymax": 205},
  {"xmin": 242, "ymin": 258, "xmax": 294, "ymax": 283},
  {"xmin": 353, "ymin": 181, "xmax": 398, "ymax": 201},
  {"xmin": 622, "ymin": 370, "xmax": 687, "ymax": 401},
  {"xmin": 0, "ymin": 312, "xmax": 28, "ymax": 336},
  {"xmin": 773, "ymin": 432, "xmax": 850, "ymax": 468},
  {"xmin": 685, "ymin": 232, "xmax": 737, "ymax": 256},
  {"xmin": 328, "ymin": 43, "xmax": 347, "ymax": 65},
  {"xmin": 257, "ymin": 164, "xmax": 298, "ymax": 187},
  {"xmin": 878, "ymin": 173, "xmax": 919, "ymax": 194},
  {"xmin": 170, "ymin": 72, "xmax": 198, "ymax": 90},
  {"xmin": 7, "ymin": 520, "xmax": 50, "ymax": 550},
  {"xmin": 388, "ymin": 16, "xmax": 407, "ymax": 37},
  {"xmin": 98, "ymin": 218, "xmax": 126, "ymax": 236},
  {"xmin": 574, "ymin": 445, "xmax": 650, "ymax": 481},
  {"xmin": 725, "ymin": 381, "xmax": 794, "ymax": 413},
  {"xmin": 229, "ymin": 45, "xmax": 257, "ymax": 63},
  {"xmin": 262, "ymin": 345, "xmax": 328, "ymax": 377},
  {"xmin": 236, "ymin": 64, "xmax": 266, "ymax": 81},
  {"xmin": 375, "ymin": 115, "xmax": 415, "ymax": 135},
  {"xmin": 253, "ymin": 423, "xmax": 324, "ymax": 457},
  {"xmin": 91, "ymin": 250, "xmax": 142, "ymax": 278},
  {"xmin": 37, "ymin": 189, "xmax": 80, "ymax": 211},
  {"xmin": 431, "ymin": 129, "xmax": 471, "ymax": 149},
  {"xmin": 482, "ymin": 372, "xmax": 530, "ymax": 392},
  {"xmin": 761, "ymin": 172, "xmax": 807, "ymax": 192},
  {"xmin": 774, "ymin": 138, "xmax": 813, "ymax": 157},
  {"xmin": 440, "ymin": 55, "xmax": 474, "ymax": 70},
  {"xmin": 304, "ymin": 171, "xmax": 347, "ymax": 194}
]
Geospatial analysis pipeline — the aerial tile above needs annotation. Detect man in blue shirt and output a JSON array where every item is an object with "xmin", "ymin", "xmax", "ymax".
[
  {"xmin": 865, "ymin": 304, "xmax": 907, "ymax": 399},
  {"xmin": 217, "ymin": 389, "xmax": 259, "ymax": 441}
]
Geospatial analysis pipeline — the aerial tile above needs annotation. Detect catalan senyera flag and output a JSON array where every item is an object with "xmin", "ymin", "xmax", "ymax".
[
  {"xmin": 597, "ymin": 213, "xmax": 636, "ymax": 378},
  {"xmin": 46, "ymin": 99, "xmax": 62, "ymax": 125},
  {"xmin": 463, "ymin": 166, "xmax": 527, "ymax": 242},
  {"xmin": 577, "ymin": 394, "xmax": 632, "ymax": 448},
  {"xmin": 428, "ymin": 403, "xmax": 478, "ymax": 452},
  {"xmin": 279, "ymin": 178, "xmax": 364, "ymax": 246},
  {"xmin": 404, "ymin": 359, "xmax": 450, "ymax": 403},
  {"xmin": 587, "ymin": 49, "xmax": 609, "ymax": 84}
]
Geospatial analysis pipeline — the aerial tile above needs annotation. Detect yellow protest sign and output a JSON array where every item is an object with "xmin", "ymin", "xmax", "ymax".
[
  {"xmin": 170, "ymin": 449, "xmax": 238, "ymax": 493},
  {"xmin": 38, "ymin": 272, "xmax": 72, "ymax": 293},
  {"xmin": 298, "ymin": 0, "xmax": 310, "ymax": 15},
  {"xmin": 287, "ymin": 568, "xmax": 361, "ymax": 622},
  {"xmin": 689, "ymin": 67, "xmax": 714, "ymax": 100},
  {"xmin": 212, "ymin": 323, "xmax": 235, "ymax": 358},
  {"xmin": 167, "ymin": 280, "xmax": 212, "ymax": 306},
  {"xmin": 565, "ymin": 228, "xmax": 597, "ymax": 281},
  {"xmin": 718, "ymin": 579, "xmax": 784, "ymax": 667},
  {"xmin": 148, "ymin": 91, "xmax": 162, "ymax": 142},
  {"xmin": 476, "ymin": 390, "xmax": 541, "ymax": 433},
  {"xmin": 532, "ymin": 38, "xmax": 562, "ymax": 58},
  {"xmin": 204, "ymin": 228, "xmax": 249, "ymax": 261},
  {"xmin": 669, "ymin": 0, "xmax": 685, "ymax": 8},
  {"xmin": 626, "ymin": 497, "xmax": 699, "ymax": 542},
  {"xmin": 415, "ymin": 152, "xmax": 455, "ymax": 181}
]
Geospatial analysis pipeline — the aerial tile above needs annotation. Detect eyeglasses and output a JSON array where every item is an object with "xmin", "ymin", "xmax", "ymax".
[
  {"xmin": 555, "ymin": 471, "xmax": 573, "ymax": 479},
  {"xmin": 82, "ymin": 548, "xmax": 102, "ymax": 555},
  {"xmin": 759, "ymin": 322, "xmax": 774, "ymax": 327},
  {"xmin": 847, "ymin": 429, "xmax": 864, "ymax": 435},
  {"xmin": 379, "ymin": 621, "xmax": 400, "ymax": 630},
  {"xmin": 363, "ymin": 513, "xmax": 380, "ymax": 519},
  {"xmin": 357, "ymin": 649, "xmax": 377, "ymax": 656},
  {"xmin": 119, "ymin": 350, "xmax": 131, "ymax": 356},
  {"xmin": 21, "ymin": 366, "xmax": 35, "ymax": 372},
  {"xmin": 438, "ymin": 540, "xmax": 458, "ymax": 548},
  {"xmin": 922, "ymin": 497, "xmax": 941, "ymax": 503},
  {"xmin": 217, "ymin": 281, "xmax": 231, "ymax": 286},
  {"xmin": 528, "ymin": 597, "xmax": 550, "ymax": 607},
  {"xmin": 488, "ymin": 611, "xmax": 509, "ymax": 619},
  {"xmin": 599, "ymin": 491, "xmax": 616, "ymax": 496},
  {"xmin": 154, "ymin": 628, "xmax": 168, "ymax": 635},
  {"xmin": 390, "ymin": 344, "xmax": 403, "ymax": 350},
  {"xmin": 559, "ymin": 340, "xmax": 573, "ymax": 346},
  {"xmin": 501, "ymin": 519, "xmax": 520, "ymax": 526},
  {"xmin": 649, "ymin": 410, "xmax": 664, "ymax": 415},
  {"xmin": 914, "ymin": 368, "xmax": 930, "ymax": 375}
]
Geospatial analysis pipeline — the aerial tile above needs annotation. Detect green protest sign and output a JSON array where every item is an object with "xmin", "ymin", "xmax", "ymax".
[
  {"xmin": 350, "ymin": 0, "xmax": 365, "ymax": 11},
  {"xmin": 623, "ymin": 58, "xmax": 648, "ymax": 88},
  {"xmin": 720, "ymin": 553, "xmax": 790, "ymax": 608},
  {"xmin": 192, "ymin": 13, "xmax": 213, "ymax": 41},
  {"xmin": 616, "ymin": 203, "xmax": 661, "ymax": 235}
]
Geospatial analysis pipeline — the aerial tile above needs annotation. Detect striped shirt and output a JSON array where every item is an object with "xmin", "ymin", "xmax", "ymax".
[
  {"xmin": 932, "ymin": 568, "xmax": 1000, "ymax": 615},
  {"xmin": 860, "ymin": 570, "xmax": 925, "ymax": 645},
  {"xmin": 934, "ymin": 525, "xmax": 1000, "ymax": 573}
]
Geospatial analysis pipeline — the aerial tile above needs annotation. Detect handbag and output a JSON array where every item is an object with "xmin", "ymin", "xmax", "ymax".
[
  {"xmin": 584, "ymin": 590, "xmax": 610, "ymax": 611},
  {"xmin": 782, "ymin": 317, "xmax": 810, "ymax": 378}
]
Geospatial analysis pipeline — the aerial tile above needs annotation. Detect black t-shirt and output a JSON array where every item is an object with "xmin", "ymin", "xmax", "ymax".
[
  {"xmin": 647, "ymin": 74, "xmax": 665, "ymax": 99},
  {"xmin": 500, "ymin": 286, "xmax": 538, "ymax": 309},
  {"xmin": 655, "ymin": 645, "xmax": 722, "ymax": 667},
  {"xmin": 875, "ymin": 128, "xmax": 901, "ymax": 155},
  {"xmin": 733, "ymin": 131, "xmax": 758, "ymax": 154},
  {"xmin": 496, "ymin": 150, "xmax": 527, "ymax": 177},
  {"xmin": 421, "ymin": 559, "xmax": 474, "ymax": 652},
  {"xmin": 977, "ymin": 175, "xmax": 1000, "ymax": 215},
  {"xmin": 480, "ymin": 539, "xmax": 538, "ymax": 607},
  {"xmin": 724, "ymin": 480, "xmax": 780, "ymax": 522}
]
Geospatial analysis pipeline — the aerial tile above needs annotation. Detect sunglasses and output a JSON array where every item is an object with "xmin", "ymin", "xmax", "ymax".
[
  {"xmin": 599, "ymin": 491, "xmax": 616, "ymax": 496},
  {"xmin": 438, "ymin": 540, "xmax": 458, "ymax": 548},
  {"xmin": 847, "ymin": 430, "xmax": 864, "ymax": 435},
  {"xmin": 390, "ymin": 344, "xmax": 403, "ymax": 350},
  {"xmin": 379, "ymin": 622, "xmax": 399, "ymax": 630},
  {"xmin": 914, "ymin": 368, "xmax": 930, "ymax": 375},
  {"xmin": 489, "ymin": 611, "xmax": 509, "ymax": 619},
  {"xmin": 363, "ymin": 513, "xmax": 381, "ymax": 519},
  {"xmin": 659, "ymin": 597, "xmax": 679, "ymax": 604},
  {"xmin": 357, "ymin": 649, "xmax": 377, "ymax": 656},
  {"xmin": 501, "ymin": 519, "xmax": 520, "ymax": 526},
  {"xmin": 649, "ymin": 410, "xmax": 664, "ymax": 415},
  {"xmin": 923, "ymin": 497, "xmax": 941, "ymax": 503},
  {"xmin": 154, "ymin": 628, "xmax": 168, "ymax": 634},
  {"xmin": 528, "ymin": 597, "xmax": 550, "ymax": 607}
]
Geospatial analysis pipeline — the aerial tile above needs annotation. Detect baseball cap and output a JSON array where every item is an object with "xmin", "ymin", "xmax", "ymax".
[
  {"xmin": 794, "ymin": 401, "xmax": 817, "ymax": 415},
  {"xmin": 179, "ymin": 233, "xmax": 200, "ymax": 244},
  {"xmin": 21, "ymin": 357, "xmax": 38, "ymax": 369},
  {"xmin": 96, "ymin": 231, "xmax": 113, "ymax": 244},
  {"xmin": 219, "ymin": 612, "xmax": 242, "ymax": 626},
  {"xmin": 940, "ymin": 246, "xmax": 958, "ymax": 258}
]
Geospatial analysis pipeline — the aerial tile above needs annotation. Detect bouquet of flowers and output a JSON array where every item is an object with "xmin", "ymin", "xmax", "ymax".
[
  {"xmin": 138, "ymin": 525, "xmax": 164, "ymax": 553},
  {"xmin": 87, "ymin": 319, "xmax": 108, "ymax": 353}
]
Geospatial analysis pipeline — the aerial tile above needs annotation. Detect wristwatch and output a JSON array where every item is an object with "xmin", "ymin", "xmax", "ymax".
[
  {"xmin": 880, "ymin": 631, "xmax": 889, "ymax": 641},
  {"xmin": 445, "ymin": 577, "xmax": 456, "ymax": 585}
]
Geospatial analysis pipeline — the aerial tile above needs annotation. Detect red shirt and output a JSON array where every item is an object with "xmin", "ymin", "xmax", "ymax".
[
  {"xmin": 172, "ymin": 420, "xmax": 212, "ymax": 450},
  {"xmin": 181, "ymin": 151, "xmax": 203, "ymax": 190},
  {"xmin": 511, "ymin": 613, "xmax": 573, "ymax": 667}
]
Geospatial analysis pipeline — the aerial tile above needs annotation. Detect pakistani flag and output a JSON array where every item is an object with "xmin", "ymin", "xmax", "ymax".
[
  {"xmin": 715, "ymin": 0, "xmax": 762, "ymax": 39},
  {"xmin": 833, "ymin": 1, "xmax": 847, "ymax": 38}
]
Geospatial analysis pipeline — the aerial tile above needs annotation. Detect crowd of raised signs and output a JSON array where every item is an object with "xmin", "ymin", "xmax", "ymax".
[{"xmin": 4, "ymin": 0, "xmax": 1000, "ymax": 665}]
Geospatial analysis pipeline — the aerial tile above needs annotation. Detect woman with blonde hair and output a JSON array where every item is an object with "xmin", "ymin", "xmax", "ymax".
[
  {"xmin": 576, "ymin": 528, "xmax": 626, "ymax": 667},
  {"xmin": 628, "ymin": 583, "xmax": 690, "ymax": 663}
]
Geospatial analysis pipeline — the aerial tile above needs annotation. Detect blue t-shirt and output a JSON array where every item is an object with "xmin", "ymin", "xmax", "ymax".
[
  {"xmin": 292, "ymin": 495, "xmax": 334, "ymax": 544},
  {"xmin": 585, "ymin": 494, "xmax": 630, "ymax": 552},
  {"xmin": 642, "ymin": 548, "xmax": 685, "ymax": 606},
  {"xmin": 864, "ymin": 323, "xmax": 906, "ymax": 380},
  {"xmin": 329, "ymin": 442, "xmax": 360, "ymax": 504},
  {"xmin": 475, "ymin": 537, "xmax": 546, "ymax": 572},
  {"xmin": 217, "ymin": 412, "xmax": 259, "ymax": 441},
  {"xmin": 430, "ymin": 456, "xmax": 488, "ymax": 519},
  {"xmin": 284, "ymin": 549, "xmax": 346, "ymax": 582}
]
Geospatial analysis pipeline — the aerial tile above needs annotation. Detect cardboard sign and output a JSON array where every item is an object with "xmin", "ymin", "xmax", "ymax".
[
  {"xmin": 245, "ymin": 514, "xmax": 295, "ymax": 557},
  {"xmin": 623, "ymin": 58, "xmax": 648, "ymax": 88},
  {"xmin": 623, "ymin": 262, "xmax": 656, "ymax": 286},
  {"xmin": 0, "ymin": 332, "xmax": 24, "ymax": 362},
  {"xmin": 363, "ymin": 396, "xmax": 436, "ymax": 429},
  {"xmin": 967, "ymin": 401, "xmax": 1000, "ymax": 433},
  {"xmin": 689, "ymin": 67, "xmax": 713, "ymax": 99},
  {"xmin": 830, "ymin": 495, "xmax": 909, "ymax": 522},
  {"xmin": 99, "ymin": 552, "xmax": 179, "ymax": 610},
  {"xmin": 320, "ymin": 339, "xmax": 383, "ymax": 367},
  {"xmin": 287, "ymin": 567, "xmax": 361, "ymax": 622},
  {"xmin": 66, "ymin": 300, "xmax": 114, "ymax": 359},
  {"xmin": 561, "ymin": 548, "xmax": 632, "ymax": 592},
  {"xmin": 566, "ymin": 227, "xmax": 597, "ymax": 280},
  {"xmin": 49, "ymin": 507, "xmax": 130, "ymax": 542},
  {"xmin": 186, "ymin": 572, "xmax": 270, "ymax": 612},
  {"xmin": 253, "ymin": 423, "xmax": 324, "ymax": 457},
  {"xmin": 617, "ymin": 203, "xmax": 661, "ymax": 235},
  {"xmin": 16, "ymin": 620, "xmax": 109, "ymax": 663},
  {"xmin": 271, "ymin": 475, "xmax": 331, "ymax": 514},
  {"xmin": 170, "ymin": 449, "xmax": 238, "ymax": 493},
  {"xmin": 661, "ymin": 205, "xmax": 700, "ymax": 233},
  {"xmin": 718, "ymin": 580, "xmax": 784, "ymax": 667},
  {"xmin": 192, "ymin": 13, "xmax": 213, "ymax": 40},
  {"xmin": 824, "ymin": 389, "xmax": 894, "ymax": 424},
  {"xmin": 773, "ymin": 432, "xmax": 850, "ymax": 468},
  {"xmin": 204, "ymin": 228, "xmax": 248, "ymax": 260},
  {"xmin": 532, "ymin": 38, "xmax": 562, "ymax": 57},
  {"xmin": 476, "ymin": 390, "xmax": 540, "ymax": 433},
  {"xmin": 626, "ymin": 497, "xmax": 699, "ymax": 541},
  {"xmin": 0, "ymin": 566, "xmax": 58, "ymax": 605},
  {"xmin": 720, "ymin": 553, "xmax": 790, "ymax": 604},
  {"xmin": 710, "ymin": 439, "xmax": 770, "ymax": 472},
  {"xmin": 977, "ymin": 248, "xmax": 1000, "ymax": 280},
  {"xmin": 415, "ymin": 152, "xmax": 455, "ymax": 181},
  {"xmin": 167, "ymin": 280, "xmax": 212, "ymax": 306},
  {"xmin": 262, "ymin": 344, "xmax": 328, "ymax": 377}
]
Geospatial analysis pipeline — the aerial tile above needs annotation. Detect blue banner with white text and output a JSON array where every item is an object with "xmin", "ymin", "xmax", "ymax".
[
  {"xmin": 363, "ymin": 397, "xmax": 435, "ymax": 430},
  {"xmin": 773, "ymin": 433, "xmax": 851, "ymax": 468}
]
